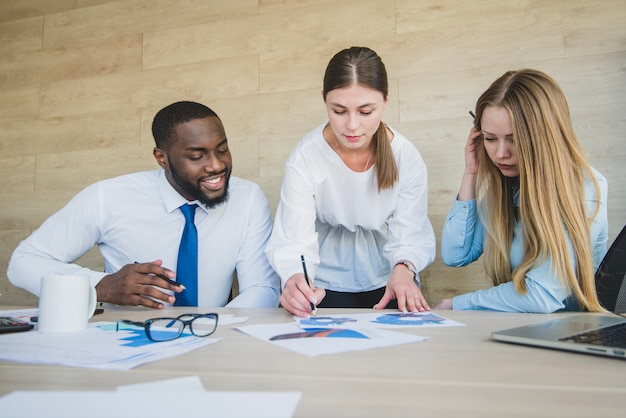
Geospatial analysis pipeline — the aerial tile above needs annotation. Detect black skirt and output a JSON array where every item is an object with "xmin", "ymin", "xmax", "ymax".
[{"xmin": 316, "ymin": 286, "xmax": 398, "ymax": 309}]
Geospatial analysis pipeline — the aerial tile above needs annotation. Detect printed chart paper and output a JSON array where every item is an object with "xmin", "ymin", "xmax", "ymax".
[
  {"xmin": 0, "ymin": 321, "xmax": 219, "ymax": 370},
  {"xmin": 0, "ymin": 308, "xmax": 37, "ymax": 322},
  {"xmin": 236, "ymin": 322, "xmax": 427, "ymax": 357},
  {"xmin": 295, "ymin": 311, "xmax": 466, "ymax": 330}
]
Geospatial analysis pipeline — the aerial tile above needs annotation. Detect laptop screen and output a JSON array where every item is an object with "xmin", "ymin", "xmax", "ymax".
[{"xmin": 595, "ymin": 225, "xmax": 626, "ymax": 314}]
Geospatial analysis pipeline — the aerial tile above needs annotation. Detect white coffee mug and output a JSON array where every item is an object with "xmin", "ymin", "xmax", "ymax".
[{"xmin": 38, "ymin": 274, "xmax": 97, "ymax": 333}]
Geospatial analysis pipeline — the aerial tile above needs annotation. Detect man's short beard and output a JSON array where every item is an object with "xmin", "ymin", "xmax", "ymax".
[
  {"xmin": 169, "ymin": 164, "xmax": 231, "ymax": 209},
  {"xmin": 199, "ymin": 186, "xmax": 229, "ymax": 209}
]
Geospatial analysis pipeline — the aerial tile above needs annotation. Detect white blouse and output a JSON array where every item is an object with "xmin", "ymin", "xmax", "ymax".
[{"xmin": 266, "ymin": 122, "xmax": 436, "ymax": 292}]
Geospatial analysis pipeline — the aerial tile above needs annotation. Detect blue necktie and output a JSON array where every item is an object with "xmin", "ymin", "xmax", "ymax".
[{"xmin": 174, "ymin": 204, "xmax": 198, "ymax": 306}]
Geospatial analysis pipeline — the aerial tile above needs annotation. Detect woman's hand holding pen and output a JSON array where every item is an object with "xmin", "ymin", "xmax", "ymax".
[
  {"xmin": 458, "ymin": 128, "xmax": 482, "ymax": 201},
  {"xmin": 465, "ymin": 128, "xmax": 481, "ymax": 176},
  {"xmin": 280, "ymin": 274, "xmax": 325, "ymax": 318},
  {"xmin": 374, "ymin": 265, "xmax": 430, "ymax": 313},
  {"xmin": 95, "ymin": 259, "xmax": 184, "ymax": 309}
]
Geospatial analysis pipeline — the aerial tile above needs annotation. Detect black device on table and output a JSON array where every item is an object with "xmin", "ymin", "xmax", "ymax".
[{"xmin": 0, "ymin": 317, "xmax": 34, "ymax": 333}]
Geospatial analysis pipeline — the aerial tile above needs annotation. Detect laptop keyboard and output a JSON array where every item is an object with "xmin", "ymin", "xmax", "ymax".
[{"xmin": 559, "ymin": 322, "xmax": 626, "ymax": 348}]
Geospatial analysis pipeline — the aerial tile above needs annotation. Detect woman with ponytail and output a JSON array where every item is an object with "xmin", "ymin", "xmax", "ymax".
[{"xmin": 266, "ymin": 47, "xmax": 435, "ymax": 317}]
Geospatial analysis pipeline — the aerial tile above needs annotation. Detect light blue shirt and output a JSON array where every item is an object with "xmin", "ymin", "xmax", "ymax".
[
  {"xmin": 7, "ymin": 170, "xmax": 280, "ymax": 308},
  {"xmin": 441, "ymin": 169, "xmax": 608, "ymax": 312}
]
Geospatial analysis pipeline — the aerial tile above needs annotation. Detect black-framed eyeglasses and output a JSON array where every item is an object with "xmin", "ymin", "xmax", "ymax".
[{"xmin": 116, "ymin": 313, "xmax": 219, "ymax": 342}]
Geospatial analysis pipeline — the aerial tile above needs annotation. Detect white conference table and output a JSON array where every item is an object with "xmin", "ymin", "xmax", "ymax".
[{"xmin": 1, "ymin": 306, "xmax": 625, "ymax": 417}]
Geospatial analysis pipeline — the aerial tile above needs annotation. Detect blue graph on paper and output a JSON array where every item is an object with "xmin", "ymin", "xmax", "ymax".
[
  {"xmin": 370, "ymin": 312, "xmax": 446, "ymax": 326},
  {"xmin": 98, "ymin": 323, "xmax": 193, "ymax": 347},
  {"xmin": 295, "ymin": 312, "xmax": 465, "ymax": 329}
]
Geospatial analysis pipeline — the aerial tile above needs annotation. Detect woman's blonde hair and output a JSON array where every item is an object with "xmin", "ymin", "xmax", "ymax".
[
  {"xmin": 323, "ymin": 46, "xmax": 398, "ymax": 191},
  {"xmin": 473, "ymin": 69, "xmax": 604, "ymax": 311}
]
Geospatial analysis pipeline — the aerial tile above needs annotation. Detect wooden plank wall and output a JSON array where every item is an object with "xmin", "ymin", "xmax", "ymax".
[{"xmin": 1, "ymin": 0, "xmax": 624, "ymax": 307}]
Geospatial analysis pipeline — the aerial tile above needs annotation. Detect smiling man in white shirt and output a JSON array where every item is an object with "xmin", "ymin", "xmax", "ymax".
[{"xmin": 8, "ymin": 101, "xmax": 280, "ymax": 309}]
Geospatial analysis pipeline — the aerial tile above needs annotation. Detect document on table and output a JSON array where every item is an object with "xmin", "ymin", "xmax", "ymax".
[
  {"xmin": 236, "ymin": 322, "xmax": 427, "ymax": 357},
  {"xmin": 0, "ymin": 308, "xmax": 247, "ymax": 326},
  {"xmin": 0, "ymin": 308, "xmax": 37, "ymax": 322},
  {"xmin": 0, "ymin": 321, "xmax": 219, "ymax": 370},
  {"xmin": 295, "ymin": 311, "xmax": 466, "ymax": 329},
  {"xmin": 0, "ymin": 377, "xmax": 302, "ymax": 418}
]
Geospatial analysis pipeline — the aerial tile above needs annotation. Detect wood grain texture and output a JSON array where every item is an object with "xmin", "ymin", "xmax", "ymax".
[
  {"xmin": 0, "ymin": 16, "xmax": 43, "ymax": 53},
  {"xmin": 0, "ymin": 0, "xmax": 111, "ymax": 23},
  {"xmin": 0, "ymin": 33, "xmax": 143, "ymax": 89},
  {"xmin": 0, "ymin": 109, "xmax": 141, "ymax": 159},
  {"xmin": 39, "ymin": 55, "xmax": 260, "ymax": 118},
  {"xmin": 1, "ymin": 308, "xmax": 624, "ymax": 417},
  {"xmin": 42, "ymin": 0, "xmax": 259, "ymax": 48},
  {"xmin": 0, "ymin": 0, "xmax": 624, "ymax": 307}
]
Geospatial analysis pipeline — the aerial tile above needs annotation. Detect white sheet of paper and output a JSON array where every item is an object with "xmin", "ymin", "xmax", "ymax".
[
  {"xmin": 0, "ymin": 310, "xmax": 247, "ymax": 325},
  {"xmin": 295, "ymin": 311, "xmax": 466, "ymax": 329},
  {"xmin": 217, "ymin": 314, "xmax": 248, "ymax": 325},
  {"xmin": 236, "ymin": 322, "xmax": 427, "ymax": 357},
  {"xmin": 0, "ymin": 391, "xmax": 302, "ymax": 418},
  {"xmin": 0, "ymin": 321, "xmax": 219, "ymax": 370},
  {"xmin": 0, "ymin": 308, "xmax": 38, "ymax": 322},
  {"xmin": 117, "ymin": 376, "xmax": 207, "ymax": 392}
]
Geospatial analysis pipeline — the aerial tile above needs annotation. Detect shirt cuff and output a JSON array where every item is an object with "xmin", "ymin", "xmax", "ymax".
[{"xmin": 451, "ymin": 293, "xmax": 473, "ymax": 310}]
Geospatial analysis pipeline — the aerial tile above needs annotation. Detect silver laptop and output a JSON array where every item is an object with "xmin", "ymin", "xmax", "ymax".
[{"xmin": 492, "ymin": 224, "xmax": 626, "ymax": 359}]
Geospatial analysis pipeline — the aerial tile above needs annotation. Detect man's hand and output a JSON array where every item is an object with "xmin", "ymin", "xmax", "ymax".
[{"xmin": 95, "ymin": 260, "xmax": 184, "ymax": 309}]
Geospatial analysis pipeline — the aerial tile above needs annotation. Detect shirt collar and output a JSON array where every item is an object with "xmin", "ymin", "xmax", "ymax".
[{"xmin": 157, "ymin": 169, "xmax": 208, "ymax": 214}]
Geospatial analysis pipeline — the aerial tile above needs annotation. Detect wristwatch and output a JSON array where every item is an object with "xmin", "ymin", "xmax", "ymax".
[{"xmin": 394, "ymin": 260, "xmax": 417, "ymax": 279}]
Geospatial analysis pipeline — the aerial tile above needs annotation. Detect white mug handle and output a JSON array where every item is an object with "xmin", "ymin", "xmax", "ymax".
[{"xmin": 87, "ymin": 285, "xmax": 97, "ymax": 319}]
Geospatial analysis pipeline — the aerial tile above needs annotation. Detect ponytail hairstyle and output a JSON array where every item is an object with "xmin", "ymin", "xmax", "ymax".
[{"xmin": 323, "ymin": 46, "xmax": 398, "ymax": 191}]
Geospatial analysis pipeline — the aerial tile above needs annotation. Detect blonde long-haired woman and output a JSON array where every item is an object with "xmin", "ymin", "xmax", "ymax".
[{"xmin": 436, "ymin": 69, "xmax": 608, "ymax": 312}]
